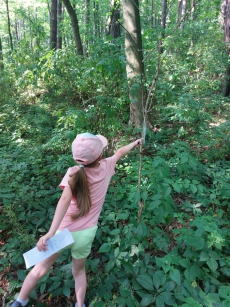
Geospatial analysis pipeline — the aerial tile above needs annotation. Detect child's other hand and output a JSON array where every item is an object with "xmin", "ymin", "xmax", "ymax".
[
  {"xmin": 36, "ymin": 233, "xmax": 51, "ymax": 252},
  {"xmin": 134, "ymin": 138, "xmax": 143, "ymax": 147}
]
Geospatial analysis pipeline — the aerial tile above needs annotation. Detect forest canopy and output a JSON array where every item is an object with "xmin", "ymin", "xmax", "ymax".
[{"xmin": 1, "ymin": 0, "xmax": 230, "ymax": 307}]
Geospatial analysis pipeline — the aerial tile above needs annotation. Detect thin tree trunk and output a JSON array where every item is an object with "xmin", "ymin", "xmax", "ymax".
[
  {"xmin": 50, "ymin": 0, "xmax": 58, "ymax": 50},
  {"xmin": 0, "ymin": 37, "xmax": 4, "ymax": 70},
  {"xmin": 177, "ymin": 0, "xmax": 182, "ymax": 25},
  {"xmin": 84, "ymin": 0, "xmax": 90, "ymax": 54},
  {"xmin": 15, "ymin": 20, "xmax": 19, "ymax": 41},
  {"xmin": 159, "ymin": 0, "xmax": 167, "ymax": 53},
  {"xmin": 57, "ymin": 0, "xmax": 63, "ymax": 49},
  {"xmin": 222, "ymin": 0, "xmax": 230, "ymax": 96},
  {"xmin": 190, "ymin": 0, "xmax": 195, "ymax": 47},
  {"xmin": 181, "ymin": 0, "xmax": 187, "ymax": 28},
  {"xmin": 152, "ymin": 0, "xmax": 156, "ymax": 28},
  {"xmin": 5, "ymin": 0, "xmax": 13, "ymax": 51},
  {"xmin": 28, "ymin": 8, "xmax": 33, "ymax": 50},
  {"xmin": 106, "ymin": 0, "xmax": 121, "ymax": 39},
  {"xmin": 62, "ymin": 0, "xmax": 83, "ymax": 55},
  {"xmin": 122, "ymin": 0, "xmax": 146, "ymax": 127},
  {"xmin": 94, "ymin": 1, "xmax": 100, "ymax": 38}
]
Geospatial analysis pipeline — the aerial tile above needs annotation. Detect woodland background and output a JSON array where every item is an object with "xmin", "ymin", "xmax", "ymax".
[{"xmin": 1, "ymin": 0, "xmax": 230, "ymax": 306}]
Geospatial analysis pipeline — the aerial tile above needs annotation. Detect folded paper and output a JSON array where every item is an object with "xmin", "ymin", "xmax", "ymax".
[{"xmin": 23, "ymin": 228, "xmax": 74, "ymax": 269}]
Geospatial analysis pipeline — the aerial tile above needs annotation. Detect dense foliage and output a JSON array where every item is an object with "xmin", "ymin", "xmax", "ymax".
[{"xmin": 1, "ymin": 0, "xmax": 230, "ymax": 307}]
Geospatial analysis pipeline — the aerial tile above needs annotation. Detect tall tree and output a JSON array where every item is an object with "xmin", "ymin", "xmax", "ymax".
[
  {"xmin": 159, "ymin": 0, "xmax": 167, "ymax": 53},
  {"xmin": 94, "ymin": 0, "xmax": 100, "ymax": 38},
  {"xmin": 122, "ymin": 0, "xmax": 146, "ymax": 127},
  {"xmin": 62, "ymin": 0, "xmax": 84, "ymax": 55},
  {"xmin": 84, "ymin": 0, "xmax": 90, "ymax": 54},
  {"xmin": 5, "ymin": 0, "xmax": 13, "ymax": 51},
  {"xmin": 222, "ymin": 0, "xmax": 230, "ymax": 96},
  {"xmin": 181, "ymin": 0, "xmax": 187, "ymax": 27},
  {"xmin": 0, "ymin": 37, "xmax": 4, "ymax": 70},
  {"xmin": 106, "ymin": 0, "xmax": 121, "ymax": 39},
  {"xmin": 50, "ymin": 0, "xmax": 58, "ymax": 50},
  {"xmin": 57, "ymin": 0, "xmax": 63, "ymax": 49}
]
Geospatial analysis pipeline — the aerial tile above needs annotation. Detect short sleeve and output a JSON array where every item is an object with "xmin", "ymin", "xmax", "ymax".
[
  {"xmin": 59, "ymin": 166, "xmax": 79, "ymax": 190},
  {"xmin": 105, "ymin": 155, "xmax": 117, "ymax": 175}
]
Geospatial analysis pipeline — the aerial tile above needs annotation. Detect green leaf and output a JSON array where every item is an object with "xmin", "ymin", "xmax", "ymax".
[
  {"xmin": 199, "ymin": 252, "xmax": 209, "ymax": 262},
  {"xmin": 62, "ymin": 285, "xmax": 70, "ymax": 297},
  {"xmin": 149, "ymin": 199, "xmax": 162, "ymax": 210},
  {"xmin": 220, "ymin": 266, "xmax": 230, "ymax": 277},
  {"xmin": 172, "ymin": 182, "xmax": 181, "ymax": 193},
  {"xmin": 140, "ymin": 294, "xmax": 155, "ymax": 306},
  {"xmin": 156, "ymin": 294, "xmax": 165, "ymax": 307},
  {"xmin": 40, "ymin": 282, "xmax": 46, "ymax": 294},
  {"xmin": 207, "ymin": 258, "xmax": 218, "ymax": 272},
  {"xmin": 126, "ymin": 297, "xmax": 133, "ymax": 307},
  {"xmin": 93, "ymin": 302, "xmax": 104, "ymax": 307},
  {"xmin": 162, "ymin": 291, "xmax": 174, "ymax": 305},
  {"xmin": 153, "ymin": 271, "xmax": 166, "ymax": 290},
  {"xmin": 141, "ymin": 190, "xmax": 148, "ymax": 201},
  {"xmin": 218, "ymin": 286, "xmax": 230, "ymax": 299},
  {"xmin": 190, "ymin": 184, "xmax": 197, "ymax": 194},
  {"xmin": 136, "ymin": 274, "xmax": 153, "ymax": 291},
  {"xmin": 48, "ymin": 281, "xmax": 61, "ymax": 292},
  {"xmin": 98, "ymin": 243, "xmax": 111, "ymax": 253},
  {"xmin": 170, "ymin": 269, "xmax": 181, "ymax": 285},
  {"xmin": 119, "ymin": 287, "xmax": 130, "ymax": 297},
  {"xmin": 105, "ymin": 260, "xmax": 115, "ymax": 272},
  {"xmin": 17, "ymin": 270, "xmax": 26, "ymax": 281},
  {"xmin": 184, "ymin": 265, "xmax": 202, "ymax": 282}
]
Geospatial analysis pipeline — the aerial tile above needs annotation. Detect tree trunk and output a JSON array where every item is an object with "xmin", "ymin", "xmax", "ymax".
[
  {"xmin": 159, "ymin": 0, "xmax": 167, "ymax": 53},
  {"xmin": 122, "ymin": 0, "xmax": 146, "ymax": 128},
  {"xmin": 0, "ymin": 37, "xmax": 4, "ymax": 70},
  {"xmin": 50, "ymin": 0, "xmax": 58, "ymax": 50},
  {"xmin": 57, "ymin": 0, "xmax": 63, "ymax": 49},
  {"xmin": 106, "ymin": 0, "xmax": 121, "ymax": 39},
  {"xmin": 190, "ymin": 0, "xmax": 195, "ymax": 47},
  {"xmin": 152, "ymin": 0, "xmax": 156, "ymax": 28},
  {"xmin": 177, "ymin": 0, "xmax": 182, "ymax": 24},
  {"xmin": 181, "ymin": 0, "xmax": 187, "ymax": 28},
  {"xmin": 222, "ymin": 0, "xmax": 230, "ymax": 96},
  {"xmin": 62, "ymin": 0, "xmax": 83, "ymax": 55},
  {"xmin": 94, "ymin": 1, "xmax": 100, "ymax": 38},
  {"xmin": 84, "ymin": 0, "xmax": 90, "ymax": 55},
  {"xmin": 5, "ymin": 0, "xmax": 13, "ymax": 51}
]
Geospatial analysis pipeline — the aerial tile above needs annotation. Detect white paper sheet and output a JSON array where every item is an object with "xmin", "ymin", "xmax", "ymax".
[{"xmin": 23, "ymin": 228, "xmax": 74, "ymax": 269}]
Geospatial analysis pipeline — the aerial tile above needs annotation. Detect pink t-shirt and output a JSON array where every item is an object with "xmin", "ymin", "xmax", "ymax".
[{"xmin": 58, "ymin": 155, "xmax": 117, "ymax": 231}]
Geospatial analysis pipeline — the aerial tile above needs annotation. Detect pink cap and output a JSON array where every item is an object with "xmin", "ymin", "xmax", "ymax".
[{"xmin": 72, "ymin": 133, "xmax": 108, "ymax": 165}]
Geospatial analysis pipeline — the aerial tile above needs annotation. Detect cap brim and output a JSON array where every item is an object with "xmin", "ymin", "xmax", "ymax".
[{"xmin": 96, "ymin": 135, "xmax": 108, "ymax": 148}]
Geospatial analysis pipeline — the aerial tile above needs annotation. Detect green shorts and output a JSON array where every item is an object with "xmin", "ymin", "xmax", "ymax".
[{"xmin": 56, "ymin": 226, "xmax": 98, "ymax": 259}]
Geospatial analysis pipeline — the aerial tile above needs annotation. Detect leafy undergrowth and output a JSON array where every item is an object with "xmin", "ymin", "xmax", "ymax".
[{"xmin": 1, "ymin": 81, "xmax": 230, "ymax": 307}]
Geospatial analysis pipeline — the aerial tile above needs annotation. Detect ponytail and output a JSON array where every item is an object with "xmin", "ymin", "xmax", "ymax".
[{"xmin": 69, "ymin": 168, "xmax": 92, "ymax": 220}]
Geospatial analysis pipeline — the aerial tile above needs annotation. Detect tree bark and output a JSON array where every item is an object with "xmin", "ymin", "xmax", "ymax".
[
  {"xmin": 5, "ymin": 0, "xmax": 13, "ymax": 51},
  {"xmin": 57, "ymin": 0, "xmax": 63, "ymax": 49},
  {"xmin": 84, "ymin": 0, "xmax": 90, "ymax": 54},
  {"xmin": 106, "ymin": 0, "xmax": 121, "ymax": 39},
  {"xmin": 159, "ymin": 0, "xmax": 167, "ymax": 53},
  {"xmin": 62, "ymin": 0, "xmax": 83, "ymax": 55},
  {"xmin": 177, "ymin": 0, "xmax": 182, "ymax": 24},
  {"xmin": 50, "ymin": 0, "xmax": 58, "ymax": 50},
  {"xmin": 222, "ymin": 0, "xmax": 230, "ymax": 96},
  {"xmin": 0, "ymin": 37, "xmax": 4, "ymax": 70},
  {"xmin": 122, "ymin": 0, "xmax": 146, "ymax": 128},
  {"xmin": 94, "ymin": 1, "xmax": 100, "ymax": 38},
  {"xmin": 180, "ymin": 0, "xmax": 187, "ymax": 28}
]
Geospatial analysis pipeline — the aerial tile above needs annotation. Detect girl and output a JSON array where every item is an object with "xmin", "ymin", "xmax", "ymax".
[{"xmin": 10, "ymin": 132, "xmax": 142, "ymax": 307}]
